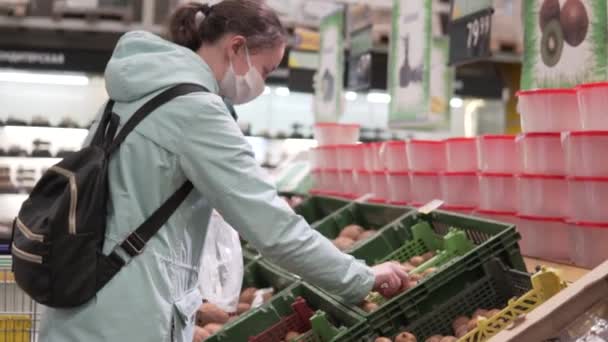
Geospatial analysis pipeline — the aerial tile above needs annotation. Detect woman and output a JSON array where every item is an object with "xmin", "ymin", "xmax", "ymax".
[{"xmin": 40, "ymin": 1, "xmax": 408, "ymax": 341}]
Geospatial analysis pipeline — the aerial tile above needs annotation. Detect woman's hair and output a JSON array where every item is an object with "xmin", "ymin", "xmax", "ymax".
[{"xmin": 169, "ymin": 0, "xmax": 287, "ymax": 52}]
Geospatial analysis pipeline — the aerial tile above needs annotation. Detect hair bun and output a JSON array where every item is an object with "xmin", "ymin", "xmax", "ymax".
[{"xmin": 200, "ymin": 4, "xmax": 212, "ymax": 16}]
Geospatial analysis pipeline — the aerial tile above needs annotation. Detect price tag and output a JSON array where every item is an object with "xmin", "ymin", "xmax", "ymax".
[{"xmin": 449, "ymin": 8, "xmax": 494, "ymax": 65}]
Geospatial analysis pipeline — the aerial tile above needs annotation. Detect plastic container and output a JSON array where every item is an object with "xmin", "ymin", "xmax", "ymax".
[
  {"xmin": 570, "ymin": 221, "xmax": 608, "ymax": 269},
  {"xmin": 319, "ymin": 146, "xmax": 338, "ymax": 170},
  {"xmin": 383, "ymin": 141, "xmax": 408, "ymax": 172},
  {"xmin": 314, "ymin": 123, "xmax": 360, "ymax": 146},
  {"xmin": 577, "ymin": 82, "xmax": 608, "ymax": 130},
  {"xmin": 440, "ymin": 172, "xmax": 479, "ymax": 208},
  {"xmin": 410, "ymin": 171, "xmax": 442, "ymax": 206},
  {"xmin": 354, "ymin": 170, "xmax": 373, "ymax": 197},
  {"xmin": 339, "ymin": 170, "xmax": 357, "ymax": 198},
  {"xmin": 517, "ymin": 88, "xmax": 581, "ymax": 132},
  {"xmin": 568, "ymin": 177, "xmax": 608, "ymax": 223},
  {"xmin": 516, "ymin": 215, "xmax": 570, "ymax": 262},
  {"xmin": 479, "ymin": 173, "xmax": 518, "ymax": 212},
  {"xmin": 310, "ymin": 170, "xmax": 325, "ymax": 192},
  {"xmin": 445, "ymin": 137, "xmax": 478, "ymax": 172},
  {"xmin": 478, "ymin": 135, "xmax": 519, "ymax": 173},
  {"xmin": 336, "ymin": 144, "xmax": 364, "ymax": 171},
  {"xmin": 333, "ymin": 212, "xmax": 525, "ymax": 341},
  {"xmin": 564, "ymin": 131, "xmax": 608, "ymax": 177},
  {"xmin": 517, "ymin": 174, "xmax": 568, "ymax": 218},
  {"xmin": 323, "ymin": 169, "xmax": 341, "ymax": 195},
  {"xmin": 519, "ymin": 133, "xmax": 565, "ymax": 175},
  {"xmin": 407, "ymin": 140, "xmax": 446, "ymax": 172},
  {"xmin": 387, "ymin": 171, "xmax": 411, "ymax": 205},
  {"xmin": 370, "ymin": 171, "xmax": 389, "ymax": 203},
  {"xmin": 293, "ymin": 196, "xmax": 350, "ymax": 227},
  {"xmin": 475, "ymin": 209, "xmax": 518, "ymax": 227},
  {"xmin": 363, "ymin": 143, "xmax": 385, "ymax": 172}
]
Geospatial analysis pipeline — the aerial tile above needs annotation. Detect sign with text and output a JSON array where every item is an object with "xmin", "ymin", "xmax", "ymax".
[{"xmin": 449, "ymin": 8, "xmax": 493, "ymax": 65}]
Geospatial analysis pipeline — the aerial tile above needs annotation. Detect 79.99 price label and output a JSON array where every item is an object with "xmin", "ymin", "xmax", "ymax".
[{"xmin": 449, "ymin": 8, "xmax": 494, "ymax": 65}]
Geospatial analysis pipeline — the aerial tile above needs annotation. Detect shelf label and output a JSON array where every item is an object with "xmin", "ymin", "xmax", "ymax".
[{"xmin": 449, "ymin": 8, "xmax": 494, "ymax": 65}]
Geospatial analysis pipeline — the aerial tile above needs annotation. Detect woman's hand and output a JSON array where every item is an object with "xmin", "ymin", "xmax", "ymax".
[{"xmin": 371, "ymin": 261, "xmax": 410, "ymax": 298}]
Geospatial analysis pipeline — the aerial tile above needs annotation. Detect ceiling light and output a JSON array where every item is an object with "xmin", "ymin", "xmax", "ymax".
[
  {"xmin": 0, "ymin": 71, "xmax": 89, "ymax": 86},
  {"xmin": 345, "ymin": 91, "xmax": 358, "ymax": 101},
  {"xmin": 450, "ymin": 97, "xmax": 464, "ymax": 108}
]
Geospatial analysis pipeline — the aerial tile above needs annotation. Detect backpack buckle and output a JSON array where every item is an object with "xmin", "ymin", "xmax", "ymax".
[{"xmin": 120, "ymin": 232, "xmax": 146, "ymax": 257}]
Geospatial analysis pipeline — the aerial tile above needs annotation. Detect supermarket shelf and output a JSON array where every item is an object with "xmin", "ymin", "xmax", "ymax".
[
  {"xmin": 524, "ymin": 257, "xmax": 589, "ymax": 283},
  {"xmin": 0, "ymin": 157, "xmax": 60, "ymax": 163},
  {"xmin": 0, "ymin": 16, "xmax": 163, "ymax": 34},
  {"xmin": 0, "ymin": 125, "xmax": 89, "ymax": 133}
]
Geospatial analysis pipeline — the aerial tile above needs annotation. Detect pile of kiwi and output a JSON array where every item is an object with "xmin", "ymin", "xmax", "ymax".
[
  {"xmin": 539, "ymin": 0, "xmax": 588, "ymax": 67},
  {"xmin": 332, "ymin": 224, "xmax": 378, "ymax": 251}
]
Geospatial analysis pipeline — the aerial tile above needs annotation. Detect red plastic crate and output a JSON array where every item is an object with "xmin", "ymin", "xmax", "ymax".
[{"xmin": 248, "ymin": 297, "xmax": 315, "ymax": 342}]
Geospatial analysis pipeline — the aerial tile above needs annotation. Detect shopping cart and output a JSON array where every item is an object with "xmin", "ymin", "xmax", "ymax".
[{"xmin": 0, "ymin": 255, "xmax": 40, "ymax": 342}]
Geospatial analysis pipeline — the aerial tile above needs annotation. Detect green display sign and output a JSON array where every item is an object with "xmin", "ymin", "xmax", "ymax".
[
  {"xmin": 315, "ymin": 9, "xmax": 345, "ymax": 123},
  {"xmin": 522, "ymin": 0, "xmax": 608, "ymax": 89},
  {"xmin": 388, "ymin": 0, "xmax": 432, "ymax": 126}
]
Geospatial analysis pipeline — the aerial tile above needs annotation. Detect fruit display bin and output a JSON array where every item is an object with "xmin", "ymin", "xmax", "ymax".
[
  {"xmin": 392, "ymin": 260, "xmax": 564, "ymax": 342},
  {"xmin": 330, "ymin": 210, "xmax": 525, "ymax": 340},
  {"xmin": 407, "ymin": 140, "xmax": 446, "ymax": 172},
  {"xmin": 478, "ymin": 173, "xmax": 518, "ymax": 213},
  {"xmin": 477, "ymin": 135, "xmax": 519, "ymax": 174},
  {"xmin": 410, "ymin": 172, "xmax": 442, "ymax": 206},
  {"xmin": 387, "ymin": 171, "xmax": 411, "ymax": 206},
  {"xmin": 517, "ymin": 88, "xmax": 581, "ymax": 132},
  {"xmin": 445, "ymin": 138, "xmax": 478, "ymax": 172},
  {"xmin": 570, "ymin": 221, "xmax": 608, "ymax": 269},
  {"xmin": 312, "ymin": 202, "xmax": 412, "ymax": 249},
  {"xmin": 577, "ymin": 82, "xmax": 608, "ymax": 130},
  {"xmin": 370, "ymin": 171, "xmax": 389, "ymax": 203},
  {"xmin": 440, "ymin": 172, "xmax": 479, "ymax": 208},
  {"xmin": 293, "ymin": 196, "xmax": 351, "ymax": 228},
  {"xmin": 564, "ymin": 131, "xmax": 608, "ymax": 177},
  {"xmin": 517, "ymin": 174, "xmax": 568, "ymax": 218},
  {"xmin": 518, "ymin": 133, "xmax": 565, "ymax": 175},
  {"xmin": 568, "ymin": 177, "xmax": 608, "ymax": 223},
  {"xmin": 384, "ymin": 141, "xmax": 408, "ymax": 172},
  {"xmin": 336, "ymin": 145, "xmax": 364, "ymax": 171},
  {"xmin": 209, "ymin": 283, "xmax": 366, "ymax": 342},
  {"xmin": 314, "ymin": 123, "xmax": 360, "ymax": 146},
  {"xmin": 516, "ymin": 215, "xmax": 570, "ymax": 263}
]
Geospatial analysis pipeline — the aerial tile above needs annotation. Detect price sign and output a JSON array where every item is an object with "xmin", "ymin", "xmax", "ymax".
[{"xmin": 449, "ymin": 8, "xmax": 494, "ymax": 65}]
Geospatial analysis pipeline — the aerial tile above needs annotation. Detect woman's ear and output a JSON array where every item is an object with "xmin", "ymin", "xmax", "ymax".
[{"xmin": 227, "ymin": 35, "xmax": 247, "ymax": 57}]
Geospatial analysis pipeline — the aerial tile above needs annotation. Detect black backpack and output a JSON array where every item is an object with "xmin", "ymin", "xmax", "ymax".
[{"xmin": 11, "ymin": 84, "xmax": 209, "ymax": 308}]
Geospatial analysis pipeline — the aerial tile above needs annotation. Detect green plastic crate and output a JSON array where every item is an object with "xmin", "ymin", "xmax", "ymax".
[
  {"xmin": 329, "ymin": 210, "xmax": 526, "ymax": 340},
  {"xmin": 208, "ymin": 283, "xmax": 367, "ymax": 341},
  {"xmin": 294, "ymin": 196, "xmax": 351, "ymax": 228},
  {"xmin": 313, "ymin": 202, "xmax": 412, "ymax": 250},
  {"xmin": 367, "ymin": 259, "xmax": 532, "ymax": 341}
]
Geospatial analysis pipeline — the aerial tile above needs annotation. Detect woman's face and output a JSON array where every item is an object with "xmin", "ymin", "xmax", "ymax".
[{"xmin": 226, "ymin": 36, "xmax": 285, "ymax": 80}]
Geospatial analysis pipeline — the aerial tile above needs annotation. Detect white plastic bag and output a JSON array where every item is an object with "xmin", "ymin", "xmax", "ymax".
[{"xmin": 198, "ymin": 210, "xmax": 244, "ymax": 313}]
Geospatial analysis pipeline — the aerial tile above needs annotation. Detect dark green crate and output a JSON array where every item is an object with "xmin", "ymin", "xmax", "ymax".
[
  {"xmin": 329, "ymin": 210, "xmax": 526, "ymax": 341},
  {"xmin": 363, "ymin": 260, "xmax": 532, "ymax": 341},
  {"xmin": 294, "ymin": 196, "xmax": 351, "ymax": 227},
  {"xmin": 314, "ymin": 202, "xmax": 412, "ymax": 246},
  {"xmin": 208, "ymin": 282, "xmax": 367, "ymax": 341}
]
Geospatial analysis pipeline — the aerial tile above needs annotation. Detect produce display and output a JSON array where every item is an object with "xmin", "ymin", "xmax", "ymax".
[{"xmin": 331, "ymin": 224, "xmax": 378, "ymax": 251}]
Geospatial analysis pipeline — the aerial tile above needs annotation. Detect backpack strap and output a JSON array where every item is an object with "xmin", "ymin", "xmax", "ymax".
[{"xmin": 97, "ymin": 83, "xmax": 209, "ymax": 291}]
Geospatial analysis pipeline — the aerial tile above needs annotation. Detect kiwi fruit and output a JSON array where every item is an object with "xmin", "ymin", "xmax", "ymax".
[
  {"xmin": 333, "ymin": 237, "xmax": 355, "ymax": 251},
  {"xmin": 395, "ymin": 331, "xmax": 417, "ymax": 342},
  {"xmin": 197, "ymin": 303, "xmax": 230, "ymax": 326},
  {"xmin": 193, "ymin": 326, "xmax": 211, "ymax": 342},
  {"xmin": 402, "ymin": 262, "xmax": 415, "ymax": 272},
  {"xmin": 285, "ymin": 331, "xmax": 301, "ymax": 341},
  {"xmin": 452, "ymin": 316, "xmax": 469, "ymax": 331},
  {"xmin": 203, "ymin": 323, "xmax": 224, "ymax": 335},
  {"xmin": 239, "ymin": 287, "xmax": 257, "ymax": 304},
  {"xmin": 541, "ymin": 19, "xmax": 564, "ymax": 67},
  {"xmin": 539, "ymin": 0, "xmax": 561, "ymax": 32},
  {"xmin": 237, "ymin": 302, "xmax": 251, "ymax": 315},
  {"xmin": 375, "ymin": 338, "xmax": 392, "ymax": 342},
  {"xmin": 409, "ymin": 256, "xmax": 425, "ymax": 267},
  {"xmin": 467, "ymin": 317, "xmax": 480, "ymax": 332},
  {"xmin": 340, "ymin": 224, "xmax": 365, "ymax": 240},
  {"xmin": 440, "ymin": 337, "xmax": 458, "ymax": 342},
  {"xmin": 560, "ymin": 0, "xmax": 588, "ymax": 47},
  {"xmin": 472, "ymin": 309, "xmax": 489, "ymax": 319},
  {"xmin": 409, "ymin": 273, "xmax": 422, "ymax": 282},
  {"xmin": 455, "ymin": 325, "xmax": 469, "ymax": 338},
  {"xmin": 425, "ymin": 335, "xmax": 443, "ymax": 342},
  {"xmin": 358, "ymin": 229, "xmax": 378, "ymax": 241},
  {"xmin": 422, "ymin": 267, "xmax": 437, "ymax": 277},
  {"xmin": 361, "ymin": 301, "xmax": 379, "ymax": 313},
  {"xmin": 487, "ymin": 309, "xmax": 501, "ymax": 318},
  {"xmin": 421, "ymin": 251, "xmax": 435, "ymax": 262}
]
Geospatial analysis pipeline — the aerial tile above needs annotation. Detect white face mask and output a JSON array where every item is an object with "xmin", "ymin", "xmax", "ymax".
[{"xmin": 219, "ymin": 46, "xmax": 265, "ymax": 105}]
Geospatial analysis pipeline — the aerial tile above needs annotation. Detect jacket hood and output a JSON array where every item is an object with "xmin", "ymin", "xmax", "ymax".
[{"xmin": 104, "ymin": 31, "xmax": 220, "ymax": 102}]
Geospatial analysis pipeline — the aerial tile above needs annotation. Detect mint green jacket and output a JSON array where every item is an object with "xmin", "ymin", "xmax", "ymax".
[{"xmin": 39, "ymin": 31, "xmax": 374, "ymax": 342}]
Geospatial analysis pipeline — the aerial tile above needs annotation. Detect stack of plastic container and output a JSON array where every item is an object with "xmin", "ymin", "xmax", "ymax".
[
  {"xmin": 564, "ymin": 83, "xmax": 608, "ymax": 268},
  {"xmin": 385, "ymin": 141, "xmax": 410, "ymax": 205},
  {"xmin": 309, "ymin": 123, "xmax": 360, "ymax": 198},
  {"xmin": 515, "ymin": 88, "xmax": 579, "ymax": 262},
  {"xmin": 441, "ymin": 137, "xmax": 479, "ymax": 214},
  {"xmin": 407, "ymin": 140, "xmax": 446, "ymax": 207}
]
